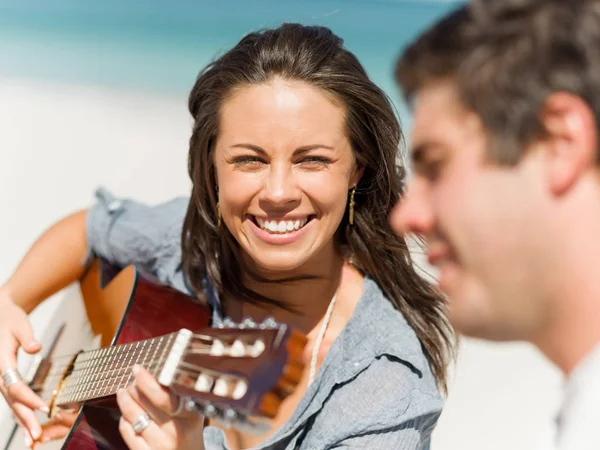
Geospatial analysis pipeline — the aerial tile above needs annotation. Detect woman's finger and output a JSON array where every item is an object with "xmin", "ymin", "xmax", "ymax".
[
  {"xmin": 11, "ymin": 400, "xmax": 43, "ymax": 444},
  {"xmin": 39, "ymin": 409, "xmax": 78, "ymax": 442},
  {"xmin": 39, "ymin": 422, "xmax": 71, "ymax": 443},
  {"xmin": 116, "ymin": 387, "xmax": 168, "ymax": 446},
  {"xmin": 130, "ymin": 365, "xmax": 186, "ymax": 417},
  {"xmin": 10, "ymin": 413, "xmax": 33, "ymax": 448},
  {"xmin": 11, "ymin": 317, "xmax": 41, "ymax": 356},
  {"xmin": 1, "ymin": 378, "xmax": 46, "ymax": 445},
  {"xmin": 118, "ymin": 416, "xmax": 150, "ymax": 450},
  {"xmin": 2, "ymin": 379, "xmax": 49, "ymax": 413},
  {"xmin": 124, "ymin": 382, "xmax": 171, "ymax": 426}
]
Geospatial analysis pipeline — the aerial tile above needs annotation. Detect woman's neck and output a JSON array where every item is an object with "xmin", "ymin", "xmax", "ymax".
[{"xmin": 222, "ymin": 245, "xmax": 348, "ymax": 333}]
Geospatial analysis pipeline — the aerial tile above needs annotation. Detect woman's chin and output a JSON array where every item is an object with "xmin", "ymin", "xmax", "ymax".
[{"xmin": 245, "ymin": 253, "xmax": 309, "ymax": 276}]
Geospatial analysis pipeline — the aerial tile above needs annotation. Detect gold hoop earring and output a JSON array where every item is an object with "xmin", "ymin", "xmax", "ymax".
[
  {"xmin": 349, "ymin": 186, "xmax": 356, "ymax": 226},
  {"xmin": 216, "ymin": 202, "xmax": 222, "ymax": 228}
]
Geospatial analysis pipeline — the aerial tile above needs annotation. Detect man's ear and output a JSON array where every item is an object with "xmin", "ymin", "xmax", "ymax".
[{"xmin": 541, "ymin": 93, "xmax": 597, "ymax": 196}]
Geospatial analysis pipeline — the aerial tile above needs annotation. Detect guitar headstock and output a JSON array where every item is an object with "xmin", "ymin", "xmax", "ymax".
[{"xmin": 157, "ymin": 318, "xmax": 306, "ymax": 433}]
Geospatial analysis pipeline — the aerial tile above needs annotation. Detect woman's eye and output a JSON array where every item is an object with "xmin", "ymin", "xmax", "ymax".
[
  {"xmin": 297, "ymin": 156, "xmax": 332, "ymax": 167},
  {"xmin": 232, "ymin": 156, "xmax": 266, "ymax": 167}
]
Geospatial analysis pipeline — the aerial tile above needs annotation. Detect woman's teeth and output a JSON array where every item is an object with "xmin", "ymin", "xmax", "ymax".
[{"xmin": 255, "ymin": 217, "xmax": 308, "ymax": 234}]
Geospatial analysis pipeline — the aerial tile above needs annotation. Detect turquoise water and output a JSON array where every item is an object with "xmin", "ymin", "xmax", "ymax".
[{"xmin": 0, "ymin": 0, "xmax": 459, "ymax": 113}]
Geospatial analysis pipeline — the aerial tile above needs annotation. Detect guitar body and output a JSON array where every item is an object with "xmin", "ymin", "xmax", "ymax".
[{"xmin": 4, "ymin": 260, "xmax": 211, "ymax": 450}]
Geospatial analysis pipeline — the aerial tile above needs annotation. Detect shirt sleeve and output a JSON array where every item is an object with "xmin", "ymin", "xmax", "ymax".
[
  {"xmin": 202, "ymin": 426, "xmax": 232, "ymax": 450},
  {"xmin": 85, "ymin": 187, "xmax": 191, "ymax": 293}
]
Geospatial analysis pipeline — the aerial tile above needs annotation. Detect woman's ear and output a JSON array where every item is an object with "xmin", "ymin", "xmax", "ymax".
[{"xmin": 350, "ymin": 163, "xmax": 365, "ymax": 189}]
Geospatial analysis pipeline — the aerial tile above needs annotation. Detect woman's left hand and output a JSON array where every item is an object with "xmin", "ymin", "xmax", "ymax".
[{"xmin": 117, "ymin": 365, "xmax": 205, "ymax": 450}]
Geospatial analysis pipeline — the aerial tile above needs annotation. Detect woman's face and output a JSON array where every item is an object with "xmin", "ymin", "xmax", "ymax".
[{"xmin": 213, "ymin": 78, "xmax": 361, "ymax": 275}]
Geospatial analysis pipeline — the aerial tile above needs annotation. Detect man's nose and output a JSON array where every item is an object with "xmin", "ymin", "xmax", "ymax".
[{"xmin": 390, "ymin": 180, "xmax": 435, "ymax": 237}]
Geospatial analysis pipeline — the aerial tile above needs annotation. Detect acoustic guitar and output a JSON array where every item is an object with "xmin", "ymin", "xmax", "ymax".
[{"xmin": 3, "ymin": 259, "xmax": 306, "ymax": 450}]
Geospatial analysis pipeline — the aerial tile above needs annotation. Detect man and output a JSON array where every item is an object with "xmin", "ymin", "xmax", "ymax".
[{"xmin": 390, "ymin": 1, "xmax": 600, "ymax": 449}]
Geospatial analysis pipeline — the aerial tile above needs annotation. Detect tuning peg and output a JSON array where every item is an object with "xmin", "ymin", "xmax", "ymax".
[
  {"xmin": 213, "ymin": 378, "xmax": 230, "ymax": 397},
  {"xmin": 184, "ymin": 398, "xmax": 202, "ymax": 414},
  {"xmin": 210, "ymin": 339, "xmax": 226, "ymax": 356},
  {"xmin": 249, "ymin": 339, "xmax": 266, "ymax": 357},
  {"xmin": 195, "ymin": 373, "xmax": 214, "ymax": 392},
  {"xmin": 230, "ymin": 340, "xmax": 246, "ymax": 357},
  {"xmin": 220, "ymin": 317, "xmax": 237, "ymax": 328},
  {"xmin": 203, "ymin": 402, "xmax": 218, "ymax": 418},
  {"xmin": 223, "ymin": 408, "xmax": 238, "ymax": 423},
  {"xmin": 232, "ymin": 379, "xmax": 248, "ymax": 399},
  {"xmin": 260, "ymin": 317, "xmax": 278, "ymax": 329},
  {"xmin": 240, "ymin": 318, "xmax": 257, "ymax": 329}
]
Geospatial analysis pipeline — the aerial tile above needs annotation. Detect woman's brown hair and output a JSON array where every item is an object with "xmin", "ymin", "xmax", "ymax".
[{"xmin": 182, "ymin": 23, "xmax": 453, "ymax": 390}]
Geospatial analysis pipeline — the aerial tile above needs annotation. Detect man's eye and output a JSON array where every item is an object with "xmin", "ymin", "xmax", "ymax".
[{"xmin": 420, "ymin": 160, "xmax": 444, "ymax": 181}]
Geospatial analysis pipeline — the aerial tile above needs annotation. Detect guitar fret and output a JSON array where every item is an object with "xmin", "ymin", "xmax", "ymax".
[
  {"xmin": 104, "ymin": 347, "xmax": 116, "ymax": 396},
  {"xmin": 77, "ymin": 351, "xmax": 94, "ymax": 401},
  {"xmin": 106, "ymin": 344, "xmax": 127, "ymax": 397},
  {"xmin": 151, "ymin": 336, "xmax": 164, "ymax": 377},
  {"xmin": 116, "ymin": 343, "xmax": 130, "ymax": 391},
  {"xmin": 98, "ymin": 347, "xmax": 112, "ymax": 398},
  {"xmin": 55, "ymin": 334, "xmax": 179, "ymax": 407},
  {"xmin": 125, "ymin": 342, "xmax": 139, "ymax": 387},
  {"xmin": 89, "ymin": 348, "xmax": 107, "ymax": 399},
  {"xmin": 155, "ymin": 335, "xmax": 171, "ymax": 378},
  {"xmin": 133, "ymin": 338, "xmax": 149, "ymax": 390},
  {"xmin": 83, "ymin": 349, "xmax": 103, "ymax": 400}
]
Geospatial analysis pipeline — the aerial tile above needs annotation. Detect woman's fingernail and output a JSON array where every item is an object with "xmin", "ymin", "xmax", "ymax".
[
  {"xmin": 31, "ymin": 427, "xmax": 41, "ymax": 440},
  {"xmin": 132, "ymin": 364, "xmax": 141, "ymax": 375},
  {"xmin": 38, "ymin": 405, "xmax": 49, "ymax": 414},
  {"xmin": 23, "ymin": 432, "xmax": 32, "ymax": 447}
]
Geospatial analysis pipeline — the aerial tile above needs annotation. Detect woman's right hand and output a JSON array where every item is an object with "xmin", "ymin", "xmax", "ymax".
[{"xmin": 0, "ymin": 289, "xmax": 49, "ymax": 447}]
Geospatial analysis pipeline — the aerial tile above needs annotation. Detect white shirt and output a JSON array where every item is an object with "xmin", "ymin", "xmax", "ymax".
[{"xmin": 540, "ymin": 342, "xmax": 600, "ymax": 449}]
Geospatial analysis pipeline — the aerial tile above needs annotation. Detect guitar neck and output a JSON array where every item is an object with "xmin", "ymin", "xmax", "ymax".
[{"xmin": 54, "ymin": 330, "xmax": 187, "ymax": 408}]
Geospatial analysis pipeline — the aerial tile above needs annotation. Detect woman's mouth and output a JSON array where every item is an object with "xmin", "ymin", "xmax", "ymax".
[{"xmin": 252, "ymin": 215, "xmax": 314, "ymax": 234}]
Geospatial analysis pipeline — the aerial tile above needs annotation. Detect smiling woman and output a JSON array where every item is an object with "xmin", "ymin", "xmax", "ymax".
[
  {"xmin": 0, "ymin": 23, "xmax": 453, "ymax": 450},
  {"xmin": 214, "ymin": 79, "xmax": 358, "ymax": 273}
]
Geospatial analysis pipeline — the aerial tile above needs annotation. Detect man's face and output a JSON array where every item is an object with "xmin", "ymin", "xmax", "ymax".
[{"xmin": 391, "ymin": 82, "xmax": 549, "ymax": 341}]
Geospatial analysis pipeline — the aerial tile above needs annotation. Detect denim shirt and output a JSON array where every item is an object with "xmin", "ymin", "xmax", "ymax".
[{"xmin": 86, "ymin": 188, "xmax": 443, "ymax": 450}]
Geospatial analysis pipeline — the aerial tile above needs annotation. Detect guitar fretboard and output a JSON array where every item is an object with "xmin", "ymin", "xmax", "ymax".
[{"xmin": 55, "ymin": 332, "xmax": 177, "ymax": 406}]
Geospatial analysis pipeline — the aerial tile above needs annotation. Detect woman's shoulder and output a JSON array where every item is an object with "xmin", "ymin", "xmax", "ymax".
[
  {"xmin": 336, "ymin": 277, "xmax": 439, "ymax": 391},
  {"xmin": 86, "ymin": 188, "xmax": 192, "ymax": 292},
  {"xmin": 311, "ymin": 277, "xmax": 443, "ymax": 430},
  {"xmin": 307, "ymin": 328, "xmax": 442, "ymax": 446},
  {"xmin": 89, "ymin": 187, "xmax": 190, "ymax": 231}
]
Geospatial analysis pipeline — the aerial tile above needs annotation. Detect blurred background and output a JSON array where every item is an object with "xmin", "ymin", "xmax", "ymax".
[{"xmin": 0, "ymin": 0, "xmax": 562, "ymax": 448}]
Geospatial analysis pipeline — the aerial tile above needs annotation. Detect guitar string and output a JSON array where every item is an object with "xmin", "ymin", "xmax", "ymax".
[
  {"xmin": 34, "ymin": 342, "xmax": 261, "ymax": 397},
  {"xmin": 39, "ymin": 333, "xmax": 241, "ymax": 378},
  {"xmin": 39, "ymin": 334, "xmax": 221, "ymax": 379},
  {"xmin": 53, "ymin": 347, "xmax": 256, "ymax": 396},
  {"xmin": 48, "ymin": 335, "xmax": 175, "ymax": 401},
  {"xmin": 40, "ymin": 345, "xmax": 261, "ymax": 388},
  {"xmin": 36, "ymin": 364, "xmax": 249, "ymax": 403},
  {"xmin": 37, "ymin": 369, "xmax": 206, "ymax": 403}
]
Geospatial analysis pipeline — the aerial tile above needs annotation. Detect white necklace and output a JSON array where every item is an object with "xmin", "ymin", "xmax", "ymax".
[{"xmin": 308, "ymin": 291, "xmax": 338, "ymax": 386}]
